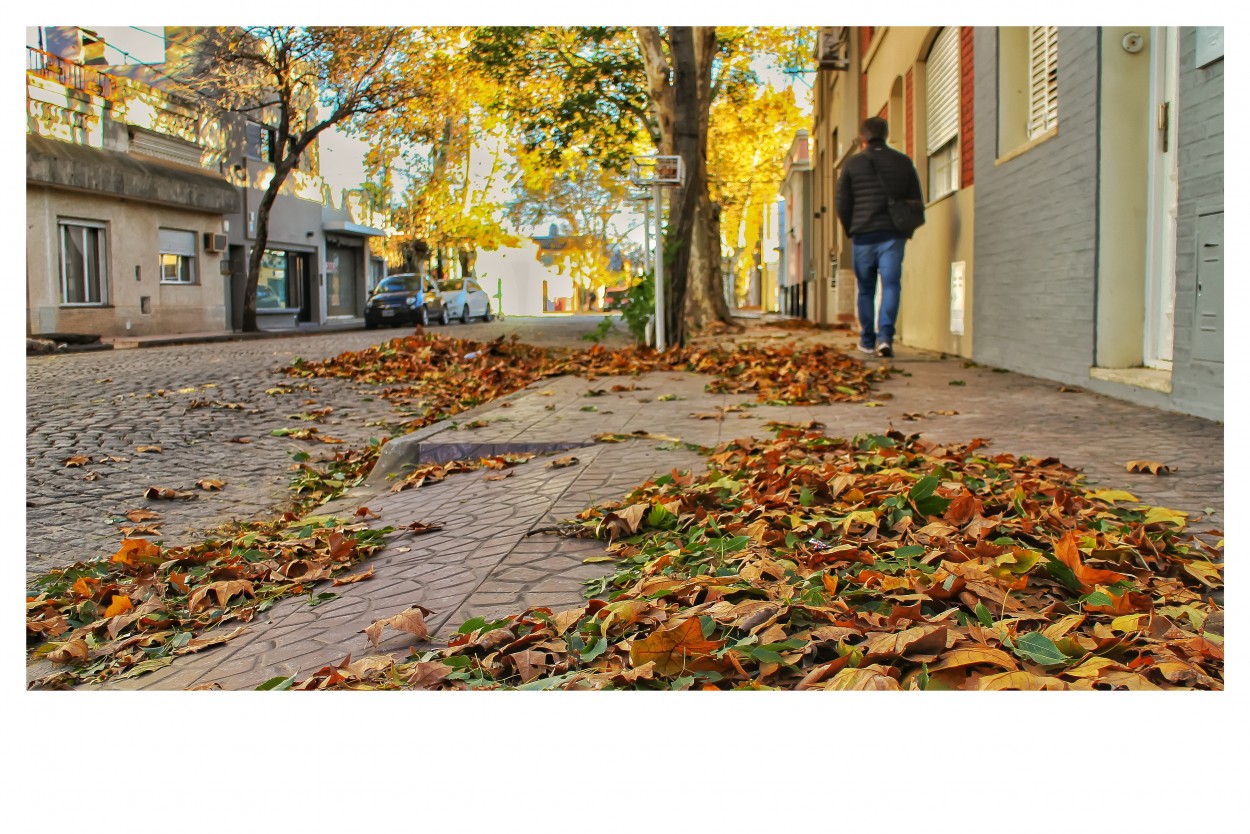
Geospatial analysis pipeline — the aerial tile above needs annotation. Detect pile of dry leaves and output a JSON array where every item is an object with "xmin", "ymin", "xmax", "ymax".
[
  {"xmin": 286, "ymin": 332, "xmax": 887, "ymax": 431},
  {"xmin": 292, "ymin": 425, "xmax": 1223, "ymax": 691},
  {"xmin": 25, "ymin": 513, "xmax": 406, "ymax": 689}
]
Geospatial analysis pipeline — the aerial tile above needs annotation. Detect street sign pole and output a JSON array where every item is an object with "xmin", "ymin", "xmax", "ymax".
[
  {"xmin": 653, "ymin": 181, "xmax": 665, "ymax": 353},
  {"xmin": 628, "ymin": 154, "xmax": 682, "ymax": 355}
]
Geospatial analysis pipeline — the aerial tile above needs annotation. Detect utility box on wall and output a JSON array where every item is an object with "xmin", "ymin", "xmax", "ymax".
[
  {"xmin": 950, "ymin": 261, "xmax": 966, "ymax": 336},
  {"xmin": 1192, "ymin": 212, "xmax": 1223, "ymax": 364}
]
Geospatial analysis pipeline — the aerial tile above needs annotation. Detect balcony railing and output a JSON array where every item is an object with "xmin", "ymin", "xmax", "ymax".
[{"xmin": 27, "ymin": 46, "xmax": 118, "ymax": 103}]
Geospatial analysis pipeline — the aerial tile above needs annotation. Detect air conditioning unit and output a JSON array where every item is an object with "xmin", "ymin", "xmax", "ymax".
[
  {"xmin": 204, "ymin": 233, "xmax": 227, "ymax": 253},
  {"xmin": 816, "ymin": 27, "xmax": 850, "ymax": 71}
]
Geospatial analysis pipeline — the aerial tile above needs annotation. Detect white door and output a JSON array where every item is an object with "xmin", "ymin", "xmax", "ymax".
[{"xmin": 1144, "ymin": 27, "xmax": 1179, "ymax": 368}]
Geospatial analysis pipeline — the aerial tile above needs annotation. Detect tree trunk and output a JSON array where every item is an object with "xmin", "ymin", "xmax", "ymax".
[{"xmin": 242, "ymin": 161, "xmax": 296, "ymax": 333}]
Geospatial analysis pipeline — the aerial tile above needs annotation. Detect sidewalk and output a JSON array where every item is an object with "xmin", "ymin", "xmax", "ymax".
[{"xmin": 93, "ymin": 326, "xmax": 1223, "ymax": 690}]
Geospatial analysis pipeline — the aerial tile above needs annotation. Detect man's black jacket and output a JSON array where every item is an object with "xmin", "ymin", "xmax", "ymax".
[{"xmin": 835, "ymin": 139, "xmax": 925, "ymax": 239}]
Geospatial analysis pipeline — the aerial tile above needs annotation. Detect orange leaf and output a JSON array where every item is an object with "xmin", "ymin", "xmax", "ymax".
[
  {"xmin": 124, "ymin": 509, "xmax": 161, "ymax": 523},
  {"xmin": 196, "ymin": 479, "xmax": 225, "ymax": 491},
  {"xmin": 63, "ymin": 454, "xmax": 91, "ymax": 467},
  {"xmin": 629, "ymin": 618, "xmax": 722, "ymax": 676},
  {"xmin": 103, "ymin": 594, "xmax": 133, "ymax": 618},
  {"xmin": 927, "ymin": 647, "xmax": 1019, "ymax": 672},
  {"xmin": 71, "ymin": 576, "xmax": 100, "ymax": 599},
  {"xmin": 186, "ymin": 580, "xmax": 255, "ymax": 613},
  {"xmin": 1053, "ymin": 532, "xmax": 1130, "ymax": 592},
  {"xmin": 111, "ymin": 538, "xmax": 163, "ymax": 568}
]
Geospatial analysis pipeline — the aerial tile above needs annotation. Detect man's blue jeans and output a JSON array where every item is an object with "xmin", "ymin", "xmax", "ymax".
[{"xmin": 852, "ymin": 237, "xmax": 906, "ymax": 347}]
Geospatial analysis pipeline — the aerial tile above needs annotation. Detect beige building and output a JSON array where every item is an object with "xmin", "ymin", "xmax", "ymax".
[
  {"xmin": 810, "ymin": 26, "xmax": 976, "ymax": 356},
  {"xmin": 26, "ymin": 48, "xmax": 238, "ymax": 338}
]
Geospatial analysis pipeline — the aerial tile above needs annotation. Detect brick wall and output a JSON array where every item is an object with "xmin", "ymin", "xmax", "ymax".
[
  {"xmin": 1168, "ymin": 27, "xmax": 1223, "ymax": 419},
  {"xmin": 905, "ymin": 68, "xmax": 914, "ymax": 159},
  {"xmin": 971, "ymin": 27, "xmax": 1100, "ymax": 382},
  {"xmin": 960, "ymin": 26, "xmax": 975, "ymax": 187}
]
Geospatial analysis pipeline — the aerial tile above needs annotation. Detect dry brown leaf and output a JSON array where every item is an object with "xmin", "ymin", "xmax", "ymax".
[
  {"xmin": 332, "ymin": 567, "xmax": 375, "ymax": 586},
  {"xmin": 226, "ymin": 437, "xmax": 252, "ymax": 444},
  {"xmin": 47, "ymin": 638, "xmax": 90, "ymax": 664},
  {"xmin": 484, "ymin": 470, "xmax": 514, "ymax": 481},
  {"xmin": 629, "ymin": 618, "xmax": 722, "ymax": 676},
  {"xmin": 124, "ymin": 509, "xmax": 161, "ymax": 523},
  {"xmin": 547, "ymin": 456, "xmax": 579, "ymax": 469},
  {"xmin": 363, "ymin": 606, "xmax": 434, "ymax": 647},
  {"xmin": 1126, "ymin": 459, "xmax": 1172, "ymax": 475},
  {"xmin": 186, "ymin": 580, "xmax": 256, "ymax": 613},
  {"xmin": 136, "ymin": 445, "xmax": 163, "ymax": 454},
  {"xmin": 143, "ymin": 486, "xmax": 194, "ymax": 500},
  {"xmin": 63, "ymin": 455, "xmax": 91, "ymax": 467},
  {"xmin": 173, "ymin": 626, "xmax": 247, "ymax": 656},
  {"xmin": 196, "ymin": 479, "xmax": 225, "ymax": 491}
]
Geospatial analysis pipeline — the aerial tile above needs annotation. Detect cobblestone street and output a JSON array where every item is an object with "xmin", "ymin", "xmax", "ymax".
[{"xmin": 24, "ymin": 317, "xmax": 619, "ymax": 580}]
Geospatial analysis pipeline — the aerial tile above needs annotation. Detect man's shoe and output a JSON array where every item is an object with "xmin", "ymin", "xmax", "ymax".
[
  {"xmin": 858, "ymin": 342, "xmax": 875, "ymax": 355},
  {"xmin": 875, "ymin": 342, "xmax": 894, "ymax": 358}
]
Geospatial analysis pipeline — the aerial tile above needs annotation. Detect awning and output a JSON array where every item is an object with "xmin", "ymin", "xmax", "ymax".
[
  {"xmin": 26, "ymin": 133, "xmax": 239, "ymax": 214},
  {"xmin": 323, "ymin": 220, "xmax": 386, "ymax": 237}
]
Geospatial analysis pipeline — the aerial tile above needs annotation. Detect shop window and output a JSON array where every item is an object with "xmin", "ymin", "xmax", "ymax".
[
  {"xmin": 159, "ymin": 228, "xmax": 197, "ymax": 284},
  {"xmin": 58, "ymin": 219, "xmax": 107, "ymax": 305},
  {"xmin": 258, "ymin": 249, "xmax": 291, "ymax": 308}
]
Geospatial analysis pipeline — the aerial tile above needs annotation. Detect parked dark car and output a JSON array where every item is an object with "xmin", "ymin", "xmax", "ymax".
[{"xmin": 364, "ymin": 273, "xmax": 446, "ymax": 328}]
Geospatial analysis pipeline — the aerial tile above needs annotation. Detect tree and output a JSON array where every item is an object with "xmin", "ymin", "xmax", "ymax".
[
  {"xmin": 506, "ymin": 149, "xmax": 630, "ymax": 307},
  {"xmin": 172, "ymin": 27, "xmax": 421, "ymax": 332},
  {"xmin": 470, "ymin": 26, "xmax": 814, "ymax": 345}
]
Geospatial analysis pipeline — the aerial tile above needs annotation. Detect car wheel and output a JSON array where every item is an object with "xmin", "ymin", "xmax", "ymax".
[
  {"xmin": 439, "ymin": 305, "xmax": 449, "ymax": 326},
  {"xmin": 416, "ymin": 306, "xmax": 428, "ymax": 327},
  {"xmin": 482, "ymin": 302, "xmax": 493, "ymax": 322},
  {"xmin": 461, "ymin": 304, "xmax": 470, "ymax": 323}
]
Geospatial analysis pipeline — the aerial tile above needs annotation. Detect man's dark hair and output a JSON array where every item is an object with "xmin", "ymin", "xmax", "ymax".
[{"xmin": 861, "ymin": 117, "xmax": 888, "ymax": 142}]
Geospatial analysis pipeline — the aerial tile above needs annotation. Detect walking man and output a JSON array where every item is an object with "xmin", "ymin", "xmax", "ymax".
[{"xmin": 835, "ymin": 117, "xmax": 924, "ymax": 358}]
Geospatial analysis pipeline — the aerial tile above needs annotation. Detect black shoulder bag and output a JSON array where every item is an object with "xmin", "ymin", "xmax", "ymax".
[{"xmin": 867, "ymin": 154, "xmax": 925, "ymax": 235}]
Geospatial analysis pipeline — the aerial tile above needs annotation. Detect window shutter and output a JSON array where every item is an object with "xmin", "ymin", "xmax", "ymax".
[
  {"xmin": 1028, "ymin": 26, "xmax": 1059, "ymax": 137},
  {"xmin": 925, "ymin": 27, "xmax": 960, "ymax": 154},
  {"xmin": 159, "ymin": 228, "xmax": 196, "ymax": 257}
]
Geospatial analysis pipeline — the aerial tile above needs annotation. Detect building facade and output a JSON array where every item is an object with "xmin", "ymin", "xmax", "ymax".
[
  {"xmin": 26, "ymin": 26, "xmax": 388, "ymax": 337},
  {"xmin": 810, "ymin": 26, "xmax": 1222, "ymax": 420},
  {"xmin": 26, "ymin": 42, "xmax": 238, "ymax": 338}
]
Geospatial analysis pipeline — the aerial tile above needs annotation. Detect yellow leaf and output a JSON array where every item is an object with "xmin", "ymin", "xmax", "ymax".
[
  {"xmin": 978, "ymin": 671, "xmax": 1067, "ymax": 690},
  {"xmin": 1182, "ymin": 560, "xmax": 1222, "ymax": 587},
  {"xmin": 1086, "ymin": 489, "xmax": 1139, "ymax": 503},
  {"xmin": 1141, "ymin": 506, "xmax": 1189, "ymax": 527}
]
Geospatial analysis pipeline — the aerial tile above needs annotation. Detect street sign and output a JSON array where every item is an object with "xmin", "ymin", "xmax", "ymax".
[{"xmin": 629, "ymin": 155, "xmax": 684, "ymax": 187}]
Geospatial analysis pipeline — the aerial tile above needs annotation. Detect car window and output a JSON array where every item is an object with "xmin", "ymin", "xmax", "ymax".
[
  {"xmin": 467, "ymin": 281, "xmax": 481, "ymax": 293},
  {"xmin": 438, "ymin": 278, "xmax": 464, "ymax": 292},
  {"xmin": 375, "ymin": 275, "xmax": 422, "ymax": 293}
]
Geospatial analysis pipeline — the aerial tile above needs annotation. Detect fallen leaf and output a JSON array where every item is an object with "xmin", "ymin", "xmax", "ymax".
[
  {"xmin": 547, "ymin": 456, "xmax": 579, "ymax": 469},
  {"xmin": 364, "ymin": 607, "xmax": 434, "ymax": 647},
  {"xmin": 186, "ymin": 580, "xmax": 256, "ymax": 613},
  {"xmin": 103, "ymin": 595, "xmax": 133, "ymax": 618},
  {"xmin": 48, "ymin": 639, "xmax": 90, "ymax": 664},
  {"xmin": 144, "ymin": 486, "xmax": 195, "ymax": 500},
  {"xmin": 332, "ymin": 567, "xmax": 375, "ymax": 586},
  {"xmin": 226, "ymin": 437, "xmax": 252, "ymax": 444},
  {"xmin": 978, "ymin": 671, "xmax": 1067, "ymax": 690},
  {"xmin": 823, "ymin": 665, "xmax": 902, "ymax": 690},
  {"xmin": 63, "ymin": 455, "xmax": 90, "ymax": 467},
  {"xmin": 629, "ymin": 618, "xmax": 722, "ymax": 676},
  {"xmin": 484, "ymin": 470, "xmax": 514, "ymax": 481},
  {"xmin": 110, "ymin": 538, "xmax": 163, "ymax": 568},
  {"xmin": 196, "ymin": 479, "xmax": 225, "ymax": 491},
  {"xmin": 124, "ymin": 509, "xmax": 161, "ymax": 523},
  {"xmin": 136, "ymin": 445, "xmax": 163, "ymax": 454},
  {"xmin": 173, "ymin": 626, "xmax": 247, "ymax": 656},
  {"xmin": 1126, "ymin": 460, "xmax": 1171, "ymax": 475}
]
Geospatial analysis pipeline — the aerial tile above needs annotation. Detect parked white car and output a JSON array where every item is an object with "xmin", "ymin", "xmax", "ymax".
[{"xmin": 437, "ymin": 277, "xmax": 493, "ymax": 323}]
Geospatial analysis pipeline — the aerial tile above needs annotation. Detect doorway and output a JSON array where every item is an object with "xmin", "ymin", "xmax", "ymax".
[{"xmin": 1143, "ymin": 26, "xmax": 1179, "ymax": 369}]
